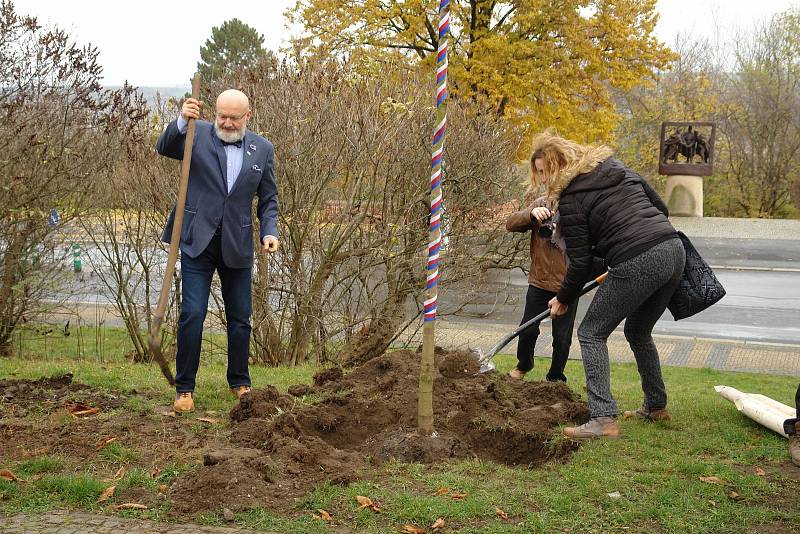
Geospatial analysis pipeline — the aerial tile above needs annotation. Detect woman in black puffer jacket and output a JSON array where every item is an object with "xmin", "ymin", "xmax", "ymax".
[{"xmin": 529, "ymin": 131, "xmax": 685, "ymax": 440}]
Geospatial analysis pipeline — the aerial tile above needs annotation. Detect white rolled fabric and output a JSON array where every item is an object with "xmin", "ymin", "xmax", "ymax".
[{"xmin": 715, "ymin": 385, "xmax": 795, "ymax": 438}]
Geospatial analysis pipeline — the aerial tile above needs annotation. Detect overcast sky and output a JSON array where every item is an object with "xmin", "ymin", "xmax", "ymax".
[{"xmin": 14, "ymin": 0, "xmax": 800, "ymax": 87}]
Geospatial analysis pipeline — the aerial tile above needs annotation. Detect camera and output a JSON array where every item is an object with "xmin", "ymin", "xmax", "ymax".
[{"xmin": 537, "ymin": 214, "xmax": 557, "ymax": 238}]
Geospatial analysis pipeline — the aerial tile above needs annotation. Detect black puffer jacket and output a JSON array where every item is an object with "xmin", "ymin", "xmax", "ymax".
[{"xmin": 555, "ymin": 158, "xmax": 677, "ymax": 305}]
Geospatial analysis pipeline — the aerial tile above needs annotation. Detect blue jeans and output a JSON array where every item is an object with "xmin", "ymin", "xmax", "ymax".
[{"xmin": 175, "ymin": 233, "xmax": 252, "ymax": 393}]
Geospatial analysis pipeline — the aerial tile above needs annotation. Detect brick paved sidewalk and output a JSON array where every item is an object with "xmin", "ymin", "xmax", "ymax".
[
  {"xmin": 0, "ymin": 510, "xmax": 271, "ymax": 534},
  {"xmin": 402, "ymin": 320, "xmax": 800, "ymax": 376}
]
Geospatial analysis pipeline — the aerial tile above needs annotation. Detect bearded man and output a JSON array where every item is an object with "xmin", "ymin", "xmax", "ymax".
[{"xmin": 156, "ymin": 89, "xmax": 279, "ymax": 412}]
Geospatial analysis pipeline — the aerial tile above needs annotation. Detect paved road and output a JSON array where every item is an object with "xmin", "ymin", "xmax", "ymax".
[
  {"xmin": 50, "ymin": 218, "xmax": 800, "ymax": 346},
  {"xmin": 451, "ymin": 260, "xmax": 800, "ymax": 346}
]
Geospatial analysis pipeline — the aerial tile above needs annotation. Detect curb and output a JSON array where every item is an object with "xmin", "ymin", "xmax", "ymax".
[{"xmin": 711, "ymin": 265, "xmax": 800, "ymax": 273}]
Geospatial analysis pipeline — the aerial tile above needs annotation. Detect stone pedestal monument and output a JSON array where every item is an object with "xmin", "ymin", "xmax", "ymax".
[
  {"xmin": 658, "ymin": 122, "xmax": 716, "ymax": 217},
  {"xmin": 665, "ymin": 175, "xmax": 704, "ymax": 217}
]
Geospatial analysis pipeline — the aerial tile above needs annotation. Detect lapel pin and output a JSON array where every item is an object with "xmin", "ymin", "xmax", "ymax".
[
  {"xmin": 253, "ymin": 164, "xmax": 262, "ymax": 172},
  {"xmin": 247, "ymin": 151, "xmax": 251, "ymax": 156},
  {"xmin": 249, "ymin": 144, "xmax": 257, "ymax": 151}
]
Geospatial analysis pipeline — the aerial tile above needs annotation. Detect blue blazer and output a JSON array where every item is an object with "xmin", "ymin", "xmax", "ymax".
[{"xmin": 156, "ymin": 119, "xmax": 279, "ymax": 269}]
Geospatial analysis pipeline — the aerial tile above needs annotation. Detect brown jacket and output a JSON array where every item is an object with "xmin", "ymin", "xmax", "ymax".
[{"xmin": 505, "ymin": 196, "xmax": 567, "ymax": 293}]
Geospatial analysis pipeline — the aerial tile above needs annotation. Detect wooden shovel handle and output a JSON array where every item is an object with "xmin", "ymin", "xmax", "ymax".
[{"xmin": 148, "ymin": 73, "xmax": 201, "ymax": 385}]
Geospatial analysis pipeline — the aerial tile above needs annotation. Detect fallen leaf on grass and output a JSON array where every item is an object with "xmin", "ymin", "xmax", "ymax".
[
  {"xmin": 431, "ymin": 518, "xmax": 445, "ymax": 530},
  {"xmin": 699, "ymin": 476, "xmax": 723, "ymax": 485},
  {"xmin": 113, "ymin": 503, "xmax": 148, "ymax": 510},
  {"xmin": 149, "ymin": 468, "xmax": 160, "ymax": 479},
  {"xmin": 401, "ymin": 525, "xmax": 425, "ymax": 534},
  {"xmin": 356, "ymin": 495, "xmax": 381, "ymax": 513},
  {"xmin": 157, "ymin": 484, "xmax": 168, "ymax": 494},
  {"xmin": 160, "ymin": 411, "xmax": 176, "ymax": 418},
  {"xmin": 755, "ymin": 468, "xmax": 765, "ymax": 477},
  {"xmin": 450, "ymin": 491, "xmax": 468, "ymax": 500},
  {"xmin": 97, "ymin": 485, "xmax": 116, "ymax": 503},
  {"xmin": 63, "ymin": 400, "xmax": 100, "ymax": 417},
  {"xmin": 312, "ymin": 509, "xmax": 332, "ymax": 521},
  {"xmin": 73, "ymin": 408, "xmax": 100, "ymax": 416},
  {"xmin": 495, "ymin": 506, "xmax": 509, "ymax": 519},
  {"xmin": 0, "ymin": 469, "xmax": 20, "ymax": 482},
  {"xmin": 728, "ymin": 491, "xmax": 745, "ymax": 502},
  {"xmin": 431, "ymin": 487, "xmax": 450, "ymax": 496},
  {"xmin": 113, "ymin": 467, "xmax": 126, "ymax": 481},
  {"xmin": 197, "ymin": 417, "xmax": 218, "ymax": 424},
  {"xmin": 96, "ymin": 437, "xmax": 117, "ymax": 450}
]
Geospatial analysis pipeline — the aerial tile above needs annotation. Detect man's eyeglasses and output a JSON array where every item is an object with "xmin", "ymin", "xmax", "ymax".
[{"xmin": 215, "ymin": 110, "xmax": 249, "ymax": 122}]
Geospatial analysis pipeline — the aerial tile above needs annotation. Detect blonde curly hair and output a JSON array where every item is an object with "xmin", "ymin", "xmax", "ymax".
[{"xmin": 529, "ymin": 130, "xmax": 615, "ymax": 203}]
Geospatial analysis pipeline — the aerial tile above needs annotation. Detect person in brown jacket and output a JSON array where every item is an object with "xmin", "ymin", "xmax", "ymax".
[{"xmin": 505, "ymin": 196, "xmax": 577, "ymax": 382}]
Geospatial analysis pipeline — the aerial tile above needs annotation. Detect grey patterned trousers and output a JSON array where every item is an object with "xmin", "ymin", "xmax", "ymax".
[{"xmin": 577, "ymin": 238, "xmax": 685, "ymax": 417}]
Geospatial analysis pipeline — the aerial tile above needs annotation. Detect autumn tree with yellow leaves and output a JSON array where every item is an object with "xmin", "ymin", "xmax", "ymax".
[{"xmin": 289, "ymin": 0, "xmax": 676, "ymax": 142}]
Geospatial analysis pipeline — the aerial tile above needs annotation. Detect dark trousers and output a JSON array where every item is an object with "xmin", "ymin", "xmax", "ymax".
[
  {"xmin": 515, "ymin": 284, "xmax": 578, "ymax": 381},
  {"xmin": 785, "ymin": 384, "xmax": 800, "ymax": 435},
  {"xmin": 175, "ymin": 233, "xmax": 253, "ymax": 393},
  {"xmin": 577, "ymin": 238, "xmax": 684, "ymax": 417}
]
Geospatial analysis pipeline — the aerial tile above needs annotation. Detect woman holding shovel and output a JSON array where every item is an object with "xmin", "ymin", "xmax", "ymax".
[
  {"xmin": 532, "ymin": 131, "xmax": 684, "ymax": 440},
  {"xmin": 505, "ymin": 194, "xmax": 577, "ymax": 382}
]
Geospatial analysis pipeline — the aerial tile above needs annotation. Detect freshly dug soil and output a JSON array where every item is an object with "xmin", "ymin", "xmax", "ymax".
[
  {"xmin": 171, "ymin": 348, "xmax": 590, "ymax": 515},
  {"xmin": 0, "ymin": 373, "xmax": 129, "ymax": 415},
  {"xmin": 0, "ymin": 373, "xmax": 218, "ymax": 466}
]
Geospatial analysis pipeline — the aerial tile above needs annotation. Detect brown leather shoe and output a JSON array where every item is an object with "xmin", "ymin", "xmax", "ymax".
[
  {"xmin": 508, "ymin": 369, "xmax": 527, "ymax": 380},
  {"xmin": 230, "ymin": 385, "xmax": 252, "ymax": 399},
  {"xmin": 173, "ymin": 392, "xmax": 194, "ymax": 413},
  {"xmin": 790, "ymin": 423, "xmax": 800, "ymax": 467},
  {"xmin": 564, "ymin": 416, "xmax": 620, "ymax": 439},
  {"xmin": 623, "ymin": 404, "xmax": 671, "ymax": 422}
]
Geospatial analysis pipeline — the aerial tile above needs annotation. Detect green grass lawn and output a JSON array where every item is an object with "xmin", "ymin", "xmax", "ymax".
[{"xmin": 1, "ymin": 341, "xmax": 798, "ymax": 533}]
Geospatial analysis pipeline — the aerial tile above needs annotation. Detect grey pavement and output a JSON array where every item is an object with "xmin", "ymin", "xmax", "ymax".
[
  {"xmin": 0, "ymin": 509, "xmax": 270, "ymax": 534},
  {"xmin": 670, "ymin": 216, "xmax": 800, "ymax": 242},
  {"xmin": 401, "ymin": 319, "xmax": 800, "ymax": 376}
]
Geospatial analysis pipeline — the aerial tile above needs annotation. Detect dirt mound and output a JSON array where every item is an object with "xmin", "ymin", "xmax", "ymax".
[
  {"xmin": 171, "ymin": 349, "xmax": 589, "ymax": 516},
  {"xmin": 0, "ymin": 373, "xmax": 129, "ymax": 415}
]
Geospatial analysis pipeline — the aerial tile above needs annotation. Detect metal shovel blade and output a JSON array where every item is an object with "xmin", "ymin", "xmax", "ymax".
[
  {"xmin": 469, "ymin": 272, "xmax": 608, "ymax": 375},
  {"xmin": 471, "ymin": 348, "xmax": 496, "ymax": 373}
]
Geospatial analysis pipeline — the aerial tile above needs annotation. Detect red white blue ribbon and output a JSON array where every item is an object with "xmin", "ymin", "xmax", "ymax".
[{"xmin": 424, "ymin": 0, "xmax": 449, "ymax": 322}]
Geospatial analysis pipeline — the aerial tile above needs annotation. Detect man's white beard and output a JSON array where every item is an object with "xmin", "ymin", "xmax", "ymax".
[{"xmin": 215, "ymin": 123, "xmax": 245, "ymax": 143}]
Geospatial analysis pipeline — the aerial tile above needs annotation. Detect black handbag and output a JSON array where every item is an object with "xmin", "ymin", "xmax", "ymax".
[{"xmin": 668, "ymin": 231, "xmax": 726, "ymax": 320}]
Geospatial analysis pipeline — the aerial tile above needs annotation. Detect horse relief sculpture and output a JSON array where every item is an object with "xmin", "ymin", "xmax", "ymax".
[{"xmin": 658, "ymin": 122, "xmax": 716, "ymax": 177}]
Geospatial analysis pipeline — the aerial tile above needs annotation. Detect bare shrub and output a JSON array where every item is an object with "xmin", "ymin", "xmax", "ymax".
[
  {"xmin": 205, "ymin": 59, "xmax": 525, "ymax": 366},
  {"xmin": 0, "ymin": 2, "xmax": 148, "ymax": 355},
  {"xmin": 78, "ymin": 92, "xmax": 181, "ymax": 363}
]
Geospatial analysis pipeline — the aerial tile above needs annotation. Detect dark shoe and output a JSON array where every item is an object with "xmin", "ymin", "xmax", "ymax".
[
  {"xmin": 173, "ymin": 392, "xmax": 195, "ymax": 413},
  {"xmin": 508, "ymin": 369, "xmax": 527, "ymax": 380},
  {"xmin": 546, "ymin": 373, "xmax": 567, "ymax": 383},
  {"xmin": 564, "ymin": 416, "xmax": 620, "ymax": 439},
  {"xmin": 230, "ymin": 385, "xmax": 252, "ymax": 399},
  {"xmin": 623, "ymin": 404, "xmax": 671, "ymax": 422}
]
